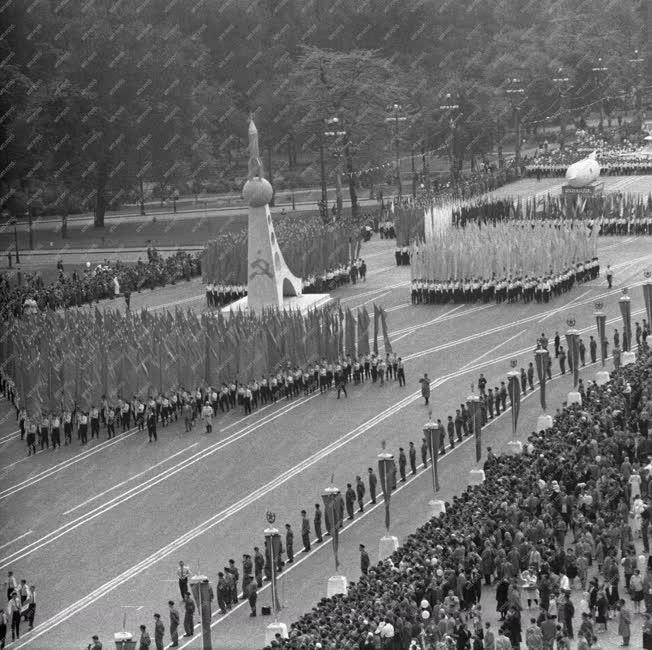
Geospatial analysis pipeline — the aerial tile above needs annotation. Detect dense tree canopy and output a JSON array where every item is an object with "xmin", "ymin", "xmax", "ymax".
[{"xmin": 0, "ymin": 0, "xmax": 646, "ymax": 223}]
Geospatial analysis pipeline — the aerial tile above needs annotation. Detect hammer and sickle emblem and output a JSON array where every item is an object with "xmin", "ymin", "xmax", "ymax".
[{"xmin": 249, "ymin": 251, "xmax": 273, "ymax": 280}]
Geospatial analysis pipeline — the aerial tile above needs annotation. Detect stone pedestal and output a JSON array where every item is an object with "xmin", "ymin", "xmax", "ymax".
[
  {"xmin": 378, "ymin": 535, "xmax": 399, "ymax": 561},
  {"xmin": 265, "ymin": 622, "xmax": 288, "ymax": 645},
  {"xmin": 536, "ymin": 414, "xmax": 553, "ymax": 431},
  {"xmin": 326, "ymin": 575, "xmax": 348, "ymax": 598},
  {"xmin": 622, "ymin": 351, "xmax": 636, "ymax": 366},
  {"xmin": 429, "ymin": 499, "xmax": 446, "ymax": 518},
  {"xmin": 469, "ymin": 469, "xmax": 485, "ymax": 485},
  {"xmin": 567, "ymin": 391, "xmax": 582, "ymax": 405},
  {"xmin": 507, "ymin": 440, "xmax": 523, "ymax": 455},
  {"xmin": 595, "ymin": 370, "xmax": 610, "ymax": 386}
]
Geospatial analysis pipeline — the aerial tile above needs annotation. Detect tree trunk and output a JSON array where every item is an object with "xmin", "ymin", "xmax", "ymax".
[
  {"xmin": 346, "ymin": 145, "xmax": 358, "ymax": 219},
  {"xmin": 94, "ymin": 164, "xmax": 107, "ymax": 228}
]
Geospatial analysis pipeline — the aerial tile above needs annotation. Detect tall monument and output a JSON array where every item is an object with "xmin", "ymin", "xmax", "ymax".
[{"xmin": 226, "ymin": 117, "xmax": 330, "ymax": 313}]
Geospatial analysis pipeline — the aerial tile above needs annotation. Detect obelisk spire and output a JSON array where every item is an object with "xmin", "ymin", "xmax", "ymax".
[{"xmin": 247, "ymin": 113, "xmax": 264, "ymax": 180}]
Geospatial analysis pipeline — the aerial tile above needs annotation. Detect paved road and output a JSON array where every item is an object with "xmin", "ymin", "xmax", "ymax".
[{"xmin": 0, "ymin": 231, "xmax": 650, "ymax": 648}]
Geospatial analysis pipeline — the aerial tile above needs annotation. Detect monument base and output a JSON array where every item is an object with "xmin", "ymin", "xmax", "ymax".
[
  {"xmin": 469, "ymin": 469, "xmax": 485, "ymax": 485},
  {"xmin": 326, "ymin": 575, "xmax": 348, "ymax": 598},
  {"xmin": 507, "ymin": 440, "xmax": 523, "ymax": 455},
  {"xmin": 595, "ymin": 370, "xmax": 610, "ymax": 386},
  {"xmin": 378, "ymin": 535, "xmax": 399, "ymax": 561},
  {"xmin": 429, "ymin": 499, "xmax": 446, "ymax": 518},
  {"xmin": 265, "ymin": 622, "xmax": 288, "ymax": 644},
  {"xmin": 221, "ymin": 293, "xmax": 332, "ymax": 315},
  {"xmin": 561, "ymin": 181, "xmax": 604, "ymax": 197},
  {"xmin": 536, "ymin": 414, "xmax": 553, "ymax": 431},
  {"xmin": 622, "ymin": 351, "xmax": 636, "ymax": 366},
  {"xmin": 567, "ymin": 391, "xmax": 582, "ymax": 405}
]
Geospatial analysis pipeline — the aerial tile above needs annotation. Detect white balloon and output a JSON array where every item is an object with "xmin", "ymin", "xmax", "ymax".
[
  {"xmin": 421, "ymin": 600, "xmax": 429, "ymax": 609},
  {"xmin": 421, "ymin": 609, "xmax": 430, "ymax": 620}
]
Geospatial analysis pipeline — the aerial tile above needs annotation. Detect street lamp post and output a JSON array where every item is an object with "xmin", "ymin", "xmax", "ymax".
[
  {"xmin": 324, "ymin": 117, "xmax": 346, "ymax": 219},
  {"xmin": 505, "ymin": 78, "xmax": 525, "ymax": 170},
  {"xmin": 172, "ymin": 189, "xmax": 179, "ymax": 214},
  {"xmin": 552, "ymin": 68, "xmax": 571, "ymax": 151},
  {"xmin": 9, "ymin": 216, "xmax": 19, "ymax": 264},
  {"xmin": 591, "ymin": 58, "xmax": 608, "ymax": 132},
  {"xmin": 439, "ymin": 94, "xmax": 461, "ymax": 181},
  {"xmin": 385, "ymin": 103, "xmax": 407, "ymax": 197},
  {"xmin": 628, "ymin": 50, "xmax": 644, "ymax": 123}
]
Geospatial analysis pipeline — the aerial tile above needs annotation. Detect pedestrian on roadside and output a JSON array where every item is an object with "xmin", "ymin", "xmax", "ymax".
[
  {"xmin": 168, "ymin": 601, "xmax": 179, "ymax": 647},
  {"xmin": 153, "ymin": 613, "xmax": 164, "ymax": 650},
  {"xmin": 182, "ymin": 593, "xmax": 195, "ymax": 637}
]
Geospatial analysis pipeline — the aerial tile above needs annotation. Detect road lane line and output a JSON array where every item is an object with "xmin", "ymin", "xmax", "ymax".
[
  {"xmin": 0, "ymin": 530, "xmax": 33, "ymax": 551},
  {"xmin": 458, "ymin": 329, "xmax": 528, "ymax": 372},
  {"xmin": 62, "ymin": 444, "xmax": 199, "ymax": 515}
]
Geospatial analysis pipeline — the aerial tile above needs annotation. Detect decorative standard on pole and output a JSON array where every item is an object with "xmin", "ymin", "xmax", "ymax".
[
  {"xmin": 423, "ymin": 411, "xmax": 445, "ymax": 518},
  {"xmin": 565, "ymin": 316, "xmax": 582, "ymax": 405},
  {"xmin": 643, "ymin": 271, "xmax": 652, "ymax": 338},
  {"xmin": 190, "ymin": 573, "xmax": 212, "ymax": 650},
  {"xmin": 619, "ymin": 287, "xmax": 636, "ymax": 366},
  {"xmin": 594, "ymin": 301, "xmax": 610, "ymax": 386},
  {"xmin": 377, "ymin": 440, "xmax": 399, "ymax": 560},
  {"xmin": 322, "ymin": 483, "xmax": 347, "ymax": 597},
  {"xmin": 506, "ymin": 359, "xmax": 523, "ymax": 455},
  {"xmin": 535, "ymin": 347, "xmax": 552, "ymax": 431},
  {"xmin": 263, "ymin": 511, "xmax": 287, "ymax": 645}
]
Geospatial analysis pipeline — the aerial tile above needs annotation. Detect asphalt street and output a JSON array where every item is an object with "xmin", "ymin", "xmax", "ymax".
[{"xmin": 1, "ymin": 227, "xmax": 651, "ymax": 648}]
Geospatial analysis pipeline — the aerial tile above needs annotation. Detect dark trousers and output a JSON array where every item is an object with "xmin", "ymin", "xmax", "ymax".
[
  {"xmin": 302, "ymin": 532, "xmax": 310, "ymax": 551},
  {"xmin": 248, "ymin": 593, "xmax": 257, "ymax": 615},
  {"xmin": 183, "ymin": 613, "xmax": 193, "ymax": 636},
  {"xmin": 179, "ymin": 577, "xmax": 188, "ymax": 599},
  {"xmin": 26, "ymin": 603, "xmax": 35, "ymax": 628},
  {"xmin": 10, "ymin": 613, "xmax": 19, "ymax": 640}
]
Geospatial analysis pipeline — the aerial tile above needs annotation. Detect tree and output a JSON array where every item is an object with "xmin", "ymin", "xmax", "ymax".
[{"xmin": 287, "ymin": 47, "xmax": 406, "ymax": 216}]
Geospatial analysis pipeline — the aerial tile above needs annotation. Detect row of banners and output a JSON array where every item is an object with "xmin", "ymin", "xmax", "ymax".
[
  {"xmin": 395, "ymin": 192, "xmax": 652, "ymax": 246},
  {"xmin": 451, "ymin": 192, "xmax": 652, "ymax": 227},
  {"xmin": 411, "ymin": 220, "xmax": 599, "ymax": 281},
  {"xmin": 201, "ymin": 218, "xmax": 361, "ymax": 285},
  {"xmin": 0, "ymin": 303, "xmax": 393, "ymax": 416}
]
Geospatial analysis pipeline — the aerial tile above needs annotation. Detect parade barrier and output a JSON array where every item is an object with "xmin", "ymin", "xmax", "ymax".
[
  {"xmin": 201, "ymin": 213, "xmax": 362, "ymax": 285},
  {"xmin": 0, "ymin": 302, "xmax": 392, "ymax": 416},
  {"xmin": 452, "ymin": 192, "xmax": 652, "ymax": 232},
  {"xmin": 271, "ymin": 348, "xmax": 650, "ymax": 650},
  {"xmin": 410, "ymin": 221, "xmax": 598, "ymax": 283}
]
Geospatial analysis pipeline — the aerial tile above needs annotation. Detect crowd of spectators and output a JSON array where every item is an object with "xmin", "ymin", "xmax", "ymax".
[
  {"xmin": 524, "ymin": 131, "xmax": 652, "ymax": 178},
  {"xmin": 0, "ymin": 249, "xmax": 201, "ymax": 320},
  {"xmin": 267, "ymin": 344, "xmax": 652, "ymax": 649}
]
